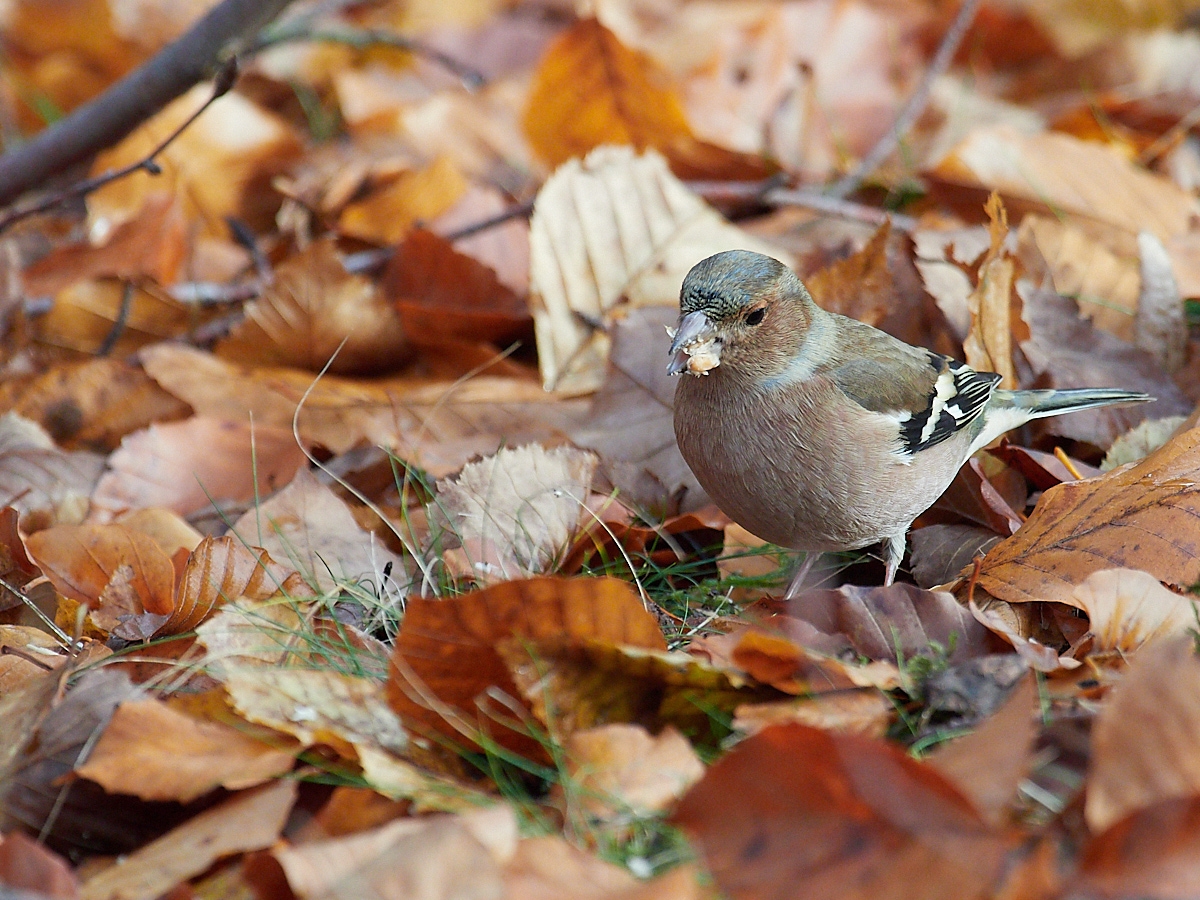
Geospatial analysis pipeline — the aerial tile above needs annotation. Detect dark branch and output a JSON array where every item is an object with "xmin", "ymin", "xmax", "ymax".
[{"xmin": 0, "ymin": 0, "xmax": 299, "ymax": 207}]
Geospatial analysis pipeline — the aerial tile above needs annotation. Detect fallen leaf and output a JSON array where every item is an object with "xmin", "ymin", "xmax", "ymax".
[
  {"xmin": 562, "ymin": 723, "xmax": 704, "ymax": 821},
  {"xmin": 528, "ymin": 146, "xmax": 789, "ymax": 393},
  {"xmin": 338, "ymin": 156, "xmax": 468, "ymax": 246},
  {"xmin": 230, "ymin": 468, "xmax": 406, "ymax": 594},
  {"xmin": 0, "ymin": 831, "xmax": 79, "ymax": 899},
  {"xmin": 216, "ymin": 238, "xmax": 411, "ymax": 375},
  {"xmin": 1077, "ymin": 795, "xmax": 1200, "ymax": 897},
  {"xmin": 434, "ymin": 444, "xmax": 598, "ymax": 584},
  {"xmin": 0, "ymin": 413, "xmax": 104, "ymax": 528},
  {"xmin": 928, "ymin": 674, "xmax": 1037, "ymax": 826},
  {"xmin": 79, "ymin": 779, "xmax": 296, "ymax": 900},
  {"xmin": 1070, "ymin": 567, "xmax": 1200, "ymax": 654},
  {"xmin": 976, "ymin": 426, "xmax": 1200, "ymax": 605},
  {"xmin": 89, "ymin": 416, "xmax": 306, "ymax": 521},
  {"xmin": 523, "ymin": 18, "xmax": 769, "ymax": 181},
  {"xmin": 388, "ymin": 577, "xmax": 665, "ymax": 759},
  {"xmin": 1086, "ymin": 635, "xmax": 1200, "ymax": 833},
  {"xmin": 673, "ymin": 723, "xmax": 1014, "ymax": 900},
  {"xmin": 74, "ymin": 697, "xmax": 296, "ymax": 803}
]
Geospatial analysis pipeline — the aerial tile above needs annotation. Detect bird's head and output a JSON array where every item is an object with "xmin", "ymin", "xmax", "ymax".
[{"xmin": 667, "ymin": 250, "xmax": 815, "ymax": 378}]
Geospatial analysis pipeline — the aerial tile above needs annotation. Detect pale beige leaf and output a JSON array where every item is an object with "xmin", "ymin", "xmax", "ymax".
[
  {"xmin": 1135, "ymin": 230, "xmax": 1186, "ymax": 374},
  {"xmin": 435, "ymin": 444, "xmax": 597, "ymax": 584},
  {"xmin": 528, "ymin": 146, "xmax": 790, "ymax": 393},
  {"xmin": 79, "ymin": 779, "xmax": 296, "ymax": 900},
  {"xmin": 1086, "ymin": 636, "xmax": 1200, "ymax": 832},
  {"xmin": 1102, "ymin": 415, "xmax": 1187, "ymax": 470},
  {"xmin": 733, "ymin": 692, "xmax": 892, "ymax": 738},
  {"xmin": 1071, "ymin": 568, "xmax": 1200, "ymax": 653},
  {"xmin": 222, "ymin": 667, "xmax": 407, "ymax": 760},
  {"xmin": 931, "ymin": 125, "xmax": 1200, "ymax": 240}
]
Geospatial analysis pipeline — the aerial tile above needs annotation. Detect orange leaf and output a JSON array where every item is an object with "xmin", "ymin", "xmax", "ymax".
[
  {"xmin": 159, "ymin": 536, "xmax": 305, "ymax": 637},
  {"xmin": 388, "ymin": 576, "xmax": 663, "ymax": 759},
  {"xmin": 523, "ymin": 19, "xmax": 770, "ymax": 180},
  {"xmin": 26, "ymin": 523, "xmax": 175, "ymax": 616},
  {"xmin": 977, "ymin": 426, "xmax": 1200, "ymax": 604}
]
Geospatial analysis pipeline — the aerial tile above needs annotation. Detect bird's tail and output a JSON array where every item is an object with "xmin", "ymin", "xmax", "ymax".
[{"xmin": 1001, "ymin": 388, "xmax": 1153, "ymax": 419}]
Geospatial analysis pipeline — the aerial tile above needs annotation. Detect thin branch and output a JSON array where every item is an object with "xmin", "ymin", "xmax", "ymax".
[
  {"xmin": 0, "ymin": 61, "xmax": 239, "ymax": 235},
  {"xmin": 251, "ymin": 24, "xmax": 487, "ymax": 91},
  {"xmin": 764, "ymin": 188, "xmax": 919, "ymax": 231},
  {"xmin": 825, "ymin": 0, "xmax": 983, "ymax": 199},
  {"xmin": 0, "ymin": 0, "xmax": 299, "ymax": 208}
]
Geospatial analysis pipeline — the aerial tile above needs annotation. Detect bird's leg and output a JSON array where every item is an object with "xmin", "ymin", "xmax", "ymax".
[
  {"xmin": 783, "ymin": 552, "xmax": 818, "ymax": 599},
  {"xmin": 881, "ymin": 534, "xmax": 906, "ymax": 586}
]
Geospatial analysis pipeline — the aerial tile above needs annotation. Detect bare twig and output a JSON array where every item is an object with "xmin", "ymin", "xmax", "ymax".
[
  {"xmin": 825, "ymin": 0, "xmax": 983, "ymax": 199},
  {"xmin": 96, "ymin": 281, "xmax": 135, "ymax": 356},
  {"xmin": 251, "ymin": 24, "xmax": 487, "ymax": 90},
  {"xmin": 0, "ymin": 0, "xmax": 299, "ymax": 208},
  {"xmin": 0, "ymin": 61, "xmax": 239, "ymax": 236},
  {"xmin": 763, "ymin": 188, "xmax": 919, "ymax": 231}
]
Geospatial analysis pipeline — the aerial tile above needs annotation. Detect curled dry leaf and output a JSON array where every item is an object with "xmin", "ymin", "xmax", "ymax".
[
  {"xmin": 74, "ymin": 697, "xmax": 296, "ymax": 803},
  {"xmin": 528, "ymin": 146, "xmax": 789, "ymax": 393},
  {"xmin": 976, "ymin": 425, "xmax": 1200, "ymax": 605},
  {"xmin": 673, "ymin": 723, "xmax": 1014, "ymax": 900},
  {"xmin": 1070, "ymin": 567, "xmax": 1200, "ymax": 654},
  {"xmin": 434, "ymin": 444, "xmax": 598, "ymax": 584},
  {"xmin": 388, "ymin": 576, "xmax": 665, "ymax": 760},
  {"xmin": 1086, "ymin": 636, "xmax": 1200, "ymax": 833},
  {"xmin": 157, "ymin": 536, "xmax": 308, "ymax": 637},
  {"xmin": 215, "ymin": 238, "xmax": 411, "ymax": 376}
]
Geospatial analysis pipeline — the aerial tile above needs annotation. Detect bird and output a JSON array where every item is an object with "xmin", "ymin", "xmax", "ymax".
[{"xmin": 667, "ymin": 249, "xmax": 1153, "ymax": 595}]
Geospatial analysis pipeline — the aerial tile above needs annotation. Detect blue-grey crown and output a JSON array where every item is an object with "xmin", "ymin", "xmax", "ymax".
[{"xmin": 679, "ymin": 250, "xmax": 788, "ymax": 319}]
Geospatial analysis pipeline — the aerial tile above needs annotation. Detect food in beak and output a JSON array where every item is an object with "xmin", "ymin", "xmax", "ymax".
[{"xmin": 667, "ymin": 311, "xmax": 720, "ymax": 375}]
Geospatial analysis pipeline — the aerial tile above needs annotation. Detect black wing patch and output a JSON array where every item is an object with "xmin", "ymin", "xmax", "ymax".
[{"xmin": 898, "ymin": 356, "xmax": 1001, "ymax": 454}]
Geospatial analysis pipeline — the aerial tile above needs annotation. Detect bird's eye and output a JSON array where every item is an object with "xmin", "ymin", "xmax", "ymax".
[{"xmin": 745, "ymin": 308, "xmax": 766, "ymax": 326}]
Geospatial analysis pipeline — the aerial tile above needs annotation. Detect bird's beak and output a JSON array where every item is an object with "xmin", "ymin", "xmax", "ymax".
[{"xmin": 667, "ymin": 311, "xmax": 720, "ymax": 375}]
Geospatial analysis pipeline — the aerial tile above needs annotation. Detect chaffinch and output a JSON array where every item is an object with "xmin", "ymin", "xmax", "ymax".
[{"xmin": 668, "ymin": 250, "xmax": 1152, "ymax": 593}]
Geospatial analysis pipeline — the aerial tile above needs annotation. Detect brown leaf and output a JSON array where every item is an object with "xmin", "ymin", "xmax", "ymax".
[
  {"xmin": 787, "ymin": 582, "xmax": 997, "ymax": 664},
  {"xmin": 215, "ymin": 239, "xmax": 411, "ymax": 376},
  {"xmin": 0, "ymin": 413, "xmax": 104, "ymax": 528},
  {"xmin": 733, "ymin": 691, "xmax": 893, "ymax": 739},
  {"xmin": 230, "ymin": 468, "xmax": 406, "ymax": 594},
  {"xmin": 673, "ymin": 723, "xmax": 1014, "ymax": 900},
  {"xmin": 1070, "ymin": 567, "xmax": 1200, "ymax": 654},
  {"xmin": 388, "ymin": 577, "xmax": 665, "ymax": 759},
  {"xmin": 928, "ymin": 674, "xmax": 1037, "ymax": 826},
  {"xmin": 161, "ymin": 536, "xmax": 305, "ymax": 637},
  {"xmin": 78, "ymin": 780, "xmax": 296, "ymax": 900},
  {"xmin": 26, "ymin": 523, "xmax": 176, "ymax": 622},
  {"xmin": 74, "ymin": 697, "xmax": 296, "ymax": 803},
  {"xmin": 0, "ymin": 830, "xmax": 79, "ymax": 899},
  {"xmin": 569, "ymin": 307, "xmax": 708, "ymax": 512},
  {"xmin": 383, "ymin": 228, "xmax": 532, "ymax": 347},
  {"xmin": 523, "ymin": 18, "xmax": 769, "ymax": 181},
  {"xmin": 962, "ymin": 195, "xmax": 1019, "ymax": 388},
  {"xmin": 805, "ymin": 221, "xmax": 896, "ymax": 328},
  {"xmin": 929, "ymin": 125, "xmax": 1198, "ymax": 240},
  {"xmin": 1086, "ymin": 635, "xmax": 1200, "ymax": 833},
  {"xmin": 337, "ymin": 156, "xmax": 469, "ymax": 246},
  {"xmin": 1018, "ymin": 281, "xmax": 1188, "ymax": 447},
  {"xmin": 976, "ymin": 426, "xmax": 1200, "ymax": 605},
  {"xmin": 89, "ymin": 416, "xmax": 306, "ymax": 521},
  {"xmin": 1077, "ymin": 796, "xmax": 1200, "ymax": 897},
  {"xmin": 0, "ymin": 358, "xmax": 191, "ymax": 452}
]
